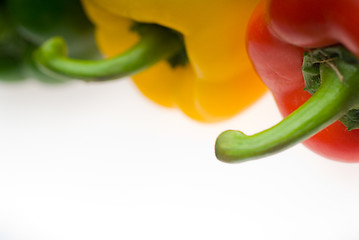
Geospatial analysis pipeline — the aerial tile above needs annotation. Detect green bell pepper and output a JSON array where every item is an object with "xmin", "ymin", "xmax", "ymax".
[
  {"xmin": 7, "ymin": 0, "xmax": 96, "ymax": 58},
  {"xmin": 0, "ymin": 0, "xmax": 27, "ymax": 82},
  {"xmin": 0, "ymin": 0, "xmax": 98, "ymax": 83}
]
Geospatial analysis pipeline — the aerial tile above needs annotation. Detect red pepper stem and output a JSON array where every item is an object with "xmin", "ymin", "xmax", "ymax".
[
  {"xmin": 215, "ymin": 59, "xmax": 359, "ymax": 163},
  {"xmin": 33, "ymin": 24, "xmax": 184, "ymax": 81}
]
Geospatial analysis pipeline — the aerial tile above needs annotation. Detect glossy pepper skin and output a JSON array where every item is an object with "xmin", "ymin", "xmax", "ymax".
[
  {"xmin": 7, "ymin": 0, "xmax": 96, "ymax": 58},
  {"xmin": 0, "ymin": 0, "xmax": 27, "ymax": 81},
  {"xmin": 0, "ymin": 0, "xmax": 97, "ymax": 82},
  {"xmin": 79, "ymin": 0, "xmax": 267, "ymax": 122},
  {"xmin": 245, "ymin": 0, "xmax": 359, "ymax": 162}
]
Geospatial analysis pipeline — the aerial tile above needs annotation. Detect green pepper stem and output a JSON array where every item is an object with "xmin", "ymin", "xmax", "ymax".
[
  {"xmin": 34, "ymin": 25, "xmax": 184, "ymax": 81},
  {"xmin": 215, "ymin": 54, "xmax": 359, "ymax": 163}
]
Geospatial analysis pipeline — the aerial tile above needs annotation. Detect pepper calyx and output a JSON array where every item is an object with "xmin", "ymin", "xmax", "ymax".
[
  {"xmin": 303, "ymin": 45, "xmax": 359, "ymax": 130},
  {"xmin": 130, "ymin": 23, "xmax": 188, "ymax": 68}
]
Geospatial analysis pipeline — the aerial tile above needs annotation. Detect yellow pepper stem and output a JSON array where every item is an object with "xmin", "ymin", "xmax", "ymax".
[{"xmin": 34, "ymin": 24, "xmax": 185, "ymax": 81}]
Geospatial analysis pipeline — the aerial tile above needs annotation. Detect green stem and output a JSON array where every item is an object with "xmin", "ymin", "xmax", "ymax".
[
  {"xmin": 215, "ymin": 47, "xmax": 359, "ymax": 163},
  {"xmin": 34, "ymin": 24, "xmax": 184, "ymax": 80}
]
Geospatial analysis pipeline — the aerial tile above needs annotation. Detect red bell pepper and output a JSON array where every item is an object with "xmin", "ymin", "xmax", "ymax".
[{"xmin": 215, "ymin": 0, "xmax": 359, "ymax": 163}]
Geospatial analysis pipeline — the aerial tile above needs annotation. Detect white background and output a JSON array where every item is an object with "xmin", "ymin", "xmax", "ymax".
[{"xmin": 1, "ymin": 78, "xmax": 359, "ymax": 240}]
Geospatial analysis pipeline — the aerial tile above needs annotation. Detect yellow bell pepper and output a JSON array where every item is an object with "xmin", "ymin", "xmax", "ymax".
[{"xmin": 36, "ymin": 0, "xmax": 266, "ymax": 122}]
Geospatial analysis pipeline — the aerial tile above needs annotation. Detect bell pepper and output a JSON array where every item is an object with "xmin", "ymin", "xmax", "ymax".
[
  {"xmin": 7, "ymin": 0, "xmax": 96, "ymax": 58},
  {"xmin": 0, "ymin": 0, "xmax": 98, "ymax": 83},
  {"xmin": 0, "ymin": 0, "xmax": 27, "ymax": 82},
  {"xmin": 34, "ymin": 0, "xmax": 267, "ymax": 122},
  {"xmin": 216, "ymin": 0, "xmax": 359, "ymax": 163}
]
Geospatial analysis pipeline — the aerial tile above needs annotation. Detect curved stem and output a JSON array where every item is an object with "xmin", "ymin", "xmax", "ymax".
[
  {"xmin": 34, "ymin": 24, "xmax": 184, "ymax": 81},
  {"xmin": 215, "ymin": 58, "xmax": 359, "ymax": 163}
]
